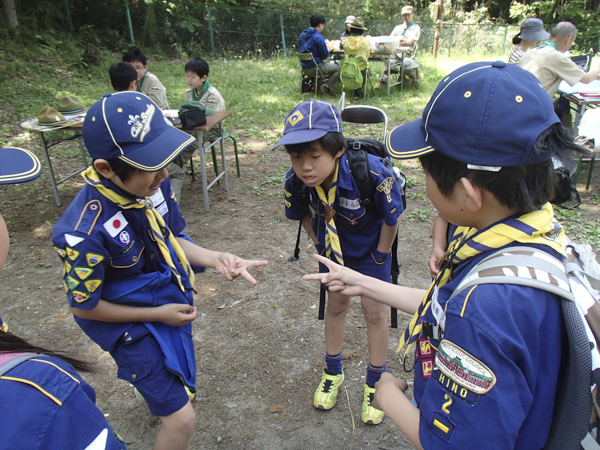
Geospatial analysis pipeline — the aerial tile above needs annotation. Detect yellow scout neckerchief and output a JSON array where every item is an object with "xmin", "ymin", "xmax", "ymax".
[
  {"xmin": 83, "ymin": 167, "xmax": 194, "ymax": 292},
  {"xmin": 314, "ymin": 163, "xmax": 344, "ymax": 266},
  {"xmin": 398, "ymin": 202, "xmax": 565, "ymax": 356}
]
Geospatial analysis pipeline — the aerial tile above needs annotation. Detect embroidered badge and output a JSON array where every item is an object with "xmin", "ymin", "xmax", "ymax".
[
  {"xmin": 419, "ymin": 338, "xmax": 433, "ymax": 358},
  {"xmin": 119, "ymin": 230, "xmax": 131, "ymax": 246},
  {"xmin": 74, "ymin": 267, "xmax": 94, "ymax": 280},
  {"xmin": 72, "ymin": 290, "xmax": 90, "ymax": 303},
  {"xmin": 66, "ymin": 247, "xmax": 79, "ymax": 261},
  {"xmin": 103, "ymin": 211, "xmax": 128, "ymax": 238},
  {"xmin": 85, "ymin": 279, "xmax": 102, "ymax": 293},
  {"xmin": 284, "ymin": 199, "xmax": 291, "ymax": 208},
  {"xmin": 54, "ymin": 246, "xmax": 66, "ymax": 258},
  {"xmin": 348, "ymin": 219, "xmax": 358, "ymax": 226},
  {"xmin": 288, "ymin": 110, "xmax": 304, "ymax": 127},
  {"xmin": 376, "ymin": 177, "xmax": 395, "ymax": 203},
  {"xmin": 128, "ymin": 103, "xmax": 155, "ymax": 142},
  {"xmin": 428, "ymin": 410, "xmax": 456, "ymax": 443},
  {"xmin": 86, "ymin": 253, "xmax": 104, "ymax": 267},
  {"xmin": 436, "ymin": 340, "xmax": 497, "ymax": 394},
  {"xmin": 64, "ymin": 233, "xmax": 84, "ymax": 247},
  {"xmin": 422, "ymin": 359, "xmax": 434, "ymax": 379},
  {"xmin": 63, "ymin": 280, "xmax": 69, "ymax": 293},
  {"xmin": 433, "ymin": 369, "xmax": 480, "ymax": 405},
  {"xmin": 66, "ymin": 276, "xmax": 80, "ymax": 290},
  {"xmin": 63, "ymin": 261, "xmax": 72, "ymax": 275},
  {"xmin": 284, "ymin": 189, "xmax": 292, "ymax": 198}
]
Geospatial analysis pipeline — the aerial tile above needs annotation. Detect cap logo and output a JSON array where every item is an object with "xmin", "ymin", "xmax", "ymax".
[
  {"xmin": 288, "ymin": 111, "xmax": 304, "ymax": 127},
  {"xmin": 128, "ymin": 103, "xmax": 155, "ymax": 142}
]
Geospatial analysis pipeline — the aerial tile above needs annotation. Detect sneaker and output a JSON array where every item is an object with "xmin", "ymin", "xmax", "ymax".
[
  {"xmin": 317, "ymin": 86, "xmax": 335, "ymax": 97},
  {"xmin": 361, "ymin": 384, "xmax": 385, "ymax": 425},
  {"xmin": 313, "ymin": 370, "xmax": 344, "ymax": 410}
]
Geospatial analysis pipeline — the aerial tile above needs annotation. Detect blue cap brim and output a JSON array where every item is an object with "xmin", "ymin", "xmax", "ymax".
[
  {"xmin": 385, "ymin": 118, "xmax": 436, "ymax": 160},
  {"xmin": 0, "ymin": 148, "xmax": 42, "ymax": 184},
  {"xmin": 119, "ymin": 126, "xmax": 196, "ymax": 171},
  {"xmin": 272, "ymin": 128, "xmax": 328, "ymax": 151}
]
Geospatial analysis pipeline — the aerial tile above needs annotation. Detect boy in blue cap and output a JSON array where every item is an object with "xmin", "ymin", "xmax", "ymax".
[
  {"xmin": 275, "ymin": 99, "xmax": 404, "ymax": 425},
  {"xmin": 304, "ymin": 61, "xmax": 586, "ymax": 448},
  {"xmin": 51, "ymin": 91, "xmax": 267, "ymax": 450}
]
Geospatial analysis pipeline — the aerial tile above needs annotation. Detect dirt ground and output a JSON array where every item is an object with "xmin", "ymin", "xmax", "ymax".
[{"xmin": 1, "ymin": 119, "xmax": 599, "ymax": 449}]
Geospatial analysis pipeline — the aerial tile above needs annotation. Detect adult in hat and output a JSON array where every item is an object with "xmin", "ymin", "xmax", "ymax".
[
  {"xmin": 519, "ymin": 21, "xmax": 600, "ymax": 99},
  {"xmin": 304, "ymin": 61, "xmax": 588, "ymax": 449},
  {"xmin": 51, "ymin": 91, "xmax": 267, "ymax": 450},
  {"xmin": 379, "ymin": 5, "xmax": 420, "ymax": 88},
  {"xmin": 0, "ymin": 148, "xmax": 126, "ymax": 449},
  {"xmin": 341, "ymin": 14, "xmax": 356, "ymax": 40},
  {"xmin": 343, "ymin": 17, "xmax": 370, "ymax": 98},
  {"xmin": 508, "ymin": 18, "xmax": 550, "ymax": 65}
]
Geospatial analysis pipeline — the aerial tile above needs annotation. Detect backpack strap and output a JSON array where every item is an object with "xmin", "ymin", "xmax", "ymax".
[
  {"xmin": 345, "ymin": 144, "xmax": 377, "ymax": 215},
  {"xmin": 0, "ymin": 353, "xmax": 38, "ymax": 376}
]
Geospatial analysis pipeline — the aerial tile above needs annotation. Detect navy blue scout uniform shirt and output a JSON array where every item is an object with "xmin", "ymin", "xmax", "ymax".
[
  {"xmin": 52, "ymin": 176, "xmax": 199, "ymax": 388},
  {"xmin": 284, "ymin": 153, "xmax": 403, "ymax": 263},
  {"xmin": 0, "ymin": 355, "xmax": 126, "ymax": 449},
  {"xmin": 413, "ymin": 227, "xmax": 566, "ymax": 448}
]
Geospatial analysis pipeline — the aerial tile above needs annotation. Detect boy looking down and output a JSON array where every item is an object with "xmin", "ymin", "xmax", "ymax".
[
  {"xmin": 52, "ymin": 91, "xmax": 267, "ymax": 450},
  {"xmin": 304, "ymin": 61, "xmax": 584, "ymax": 448},
  {"xmin": 122, "ymin": 46, "xmax": 170, "ymax": 110},
  {"xmin": 276, "ymin": 100, "xmax": 404, "ymax": 425}
]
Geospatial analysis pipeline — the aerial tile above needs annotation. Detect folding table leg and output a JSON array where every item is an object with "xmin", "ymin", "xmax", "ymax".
[{"xmin": 38, "ymin": 131, "xmax": 62, "ymax": 207}]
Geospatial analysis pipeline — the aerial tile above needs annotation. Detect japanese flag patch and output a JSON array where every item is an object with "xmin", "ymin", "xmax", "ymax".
[{"xmin": 103, "ymin": 211, "xmax": 128, "ymax": 237}]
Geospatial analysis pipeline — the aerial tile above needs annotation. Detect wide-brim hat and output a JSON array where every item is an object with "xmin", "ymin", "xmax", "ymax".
[
  {"xmin": 273, "ymin": 99, "xmax": 343, "ymax": 149},
  {"xmin": 350, "ymin": 17, "xmax": 368, "ymax": 31},
  {"xmin": 0, "ymin": 147, "xmax": 42, "ymax": 185},
  {"xmin": 36, "ymin": 106, "xmax": 67, "ymax": 126},
  {"xmin": 401, "ymin": 5, "xmax": 414, "ymax": 15},
  {"xmin": 83, "ymin": 91, "xmax": 195, "ymax": 171},
  {"xmin": 520, "ymin": 18, "xmax": 550, "ymax": 42},
  {"xmin": 57, "ymin": 95, "xmax": 87, "ymax": 114},
  {"xmin": 385, "ymin": 61, "xmax": 561, "ymax": 169},
  {"xmin": 345, "ymin": 15, "xmax": 356, "ymax": 25}
]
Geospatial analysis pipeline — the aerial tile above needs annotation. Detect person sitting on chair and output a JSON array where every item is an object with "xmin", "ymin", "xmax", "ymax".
[
  {"xmin": 298, "ymin": 13, "xmax": 340, "ymax": 96},
  {"xmin": 343, "ymin": 17, "xmax": 370, "ymax": 99},
  {"xmin": 379, "ymin": 5, "xmax": 420, "ymax": 89},
  {"xmin": 508, "ymin": 18, "xmax": 549, "ymax": 65},
  {"xmin": 341, "ymin": 15, "xmax": 355, "ymax": 40}
]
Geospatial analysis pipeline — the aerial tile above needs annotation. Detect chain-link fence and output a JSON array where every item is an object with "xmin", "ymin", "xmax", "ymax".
[{"xmin": 47, "ymin": 1, "xmax": 600, "ymax": 58}]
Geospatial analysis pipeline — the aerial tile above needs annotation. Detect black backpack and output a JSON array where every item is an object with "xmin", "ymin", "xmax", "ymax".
[{"xmin": 290, "ymin": 138, "xmax": 407, "ymax": 327}]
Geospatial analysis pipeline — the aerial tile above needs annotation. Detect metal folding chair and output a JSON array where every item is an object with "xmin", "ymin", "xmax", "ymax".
[
  {"xmin": 340, "ymin": 105, "xmax": 388, "ymax": 140},
  {"xmin": 297, "ymin": 53, "xmax": 326, "ymax": 96}
]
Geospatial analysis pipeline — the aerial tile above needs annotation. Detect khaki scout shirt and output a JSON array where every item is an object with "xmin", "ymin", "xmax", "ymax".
[{"xmin": 138, "ymin": 71, "xmax": 170, "ymax": 110}]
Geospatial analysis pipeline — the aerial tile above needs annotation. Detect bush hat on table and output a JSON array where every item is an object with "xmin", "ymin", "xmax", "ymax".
[
  {"xmin": 83, "ymin": 91, "xmax": 195, "ymax": 172},
  {"xmin": 519, "ymin": 18, "xmax": 550, "ymax": 42},
  {"xmin": 36, "ymin": 106, "xmax": 67, "ymax": 126},
  {"xmin": 0, "ymin": 147, "xmax": 42, "ymax": 185},
  {"xmin": 56, "ymin": 95, "xmax": 87, "ymax": 114},
  {"xmin": 272, "ymin": 99, "xmax": 343, "ymax": 149},
  {"xmin": 385, "ymin": 61, "xmax": 563, "ymax": 170}
]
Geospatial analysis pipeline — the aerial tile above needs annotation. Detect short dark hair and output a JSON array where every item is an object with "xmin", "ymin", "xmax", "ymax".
[
  {"xmin": 419, "ymin": 124, "xmax": 581, "ymax": 213},
  {"xmin": 349, "ymin": 26, "xmax": 365, "ymax": 35},
  {"xmin": 512, "ymin": 33, "xmax": 522, "ymax": 45},
  {"xmin": 122, "ymin": 46, "xmax": 147, "ymax": 66},
  {"xmin": 109, "ymin": 62, "xmax": 138, "ymax": 91},
  {"xmin": 103, "ymin": 158, "xmax": 137, "ymax": 183},
  {"xmin": 284, "ymin": 132, "xmax": 346, "ymax": 157},
  {"xmin": 185, "ymin": 57, "xmax": 210, "ymax": 78},
  {"xmin": 310, "ymin": 14, "xmax": 326, "ymax": 28}
]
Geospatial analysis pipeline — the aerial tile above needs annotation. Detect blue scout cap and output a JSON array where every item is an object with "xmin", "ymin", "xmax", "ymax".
[
  {"xmin": 385, "ymin": 61, "xmax": 560, "ymax": 170},
  {"xmin": 0, "ymin": 148, "xmax": 42, "ymax": 185},
  {"xmin": 83, "ymin": 91, "xmax": 195, "ymax": 172},
  {"xmin": 272, "ymin": 99, "xmax": 343, "ymax": 149}
]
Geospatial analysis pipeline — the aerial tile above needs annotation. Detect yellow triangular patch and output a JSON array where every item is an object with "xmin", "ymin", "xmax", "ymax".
[
  {"xmin": 84, "ymin": 279, "xmax": 102, "ymax": 293},
  {"xmin": 74, "ymin": 267, "xmax": 94, "ymax": 280}
]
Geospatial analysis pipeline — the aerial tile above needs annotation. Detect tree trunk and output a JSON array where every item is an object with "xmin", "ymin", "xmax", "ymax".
[
  {"xmin": 544, "ymin": 0, "xmax": 562, "ymax": 23},
  {"xmin": 2, "ymin": 0, "xmax": 19, "ymax": 36},
  {"xmin": 141, "ymin": 1, "xmax": 157, "ymax": 47}
]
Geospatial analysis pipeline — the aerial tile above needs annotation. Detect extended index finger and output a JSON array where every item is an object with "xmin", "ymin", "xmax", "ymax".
[
  {"xmin": 244, "ymin": 259, "xmax": 269, "ymax": 267},
  {"xmin": 302, "ymin": 272, "xmax": 330, "ymax": 281}
]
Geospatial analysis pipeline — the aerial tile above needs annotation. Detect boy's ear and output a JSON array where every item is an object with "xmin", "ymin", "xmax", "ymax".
[
  {"xmin": 335, "ymin": 147, "xmax": 346, "ymax": 159},
  {"xmin": 460, "ymin": 177, "xmax": 483, "ymax": 212},
  {"xmin": 93, "ymin": 159, "xmax": 115, "ymax": 179},
  {"xmin": 128, "ymin": 80, "xmax": 137, "ymax": 91},
  {"xmin": 201, "ymin": 74, "xmax": 208, "ymax": 82}
]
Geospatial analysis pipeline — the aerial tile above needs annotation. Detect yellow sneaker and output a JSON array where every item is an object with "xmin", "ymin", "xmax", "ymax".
[
  {"xmin": 313, "ymin": 371, "xmax": 344, "ymax": 410},
  {"xmin": 361, "ymin": 384, "xmax": 385, "ymax": 425}
]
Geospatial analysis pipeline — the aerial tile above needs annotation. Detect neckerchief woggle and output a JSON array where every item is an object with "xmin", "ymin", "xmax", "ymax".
[
  {"xmin": 398, "ymin": 202, "xmax": 565, "ymax": 356},
  {"xmin": 83, "ymin": 167, "xmax": 195, "ymax": 291},
  {"xmin": 192, "ymin": 80, "xmax": 212, "ymax": 102},
  {"xmin": 314, "ymin": 163, "xmax": 344, "ymax": 266}
]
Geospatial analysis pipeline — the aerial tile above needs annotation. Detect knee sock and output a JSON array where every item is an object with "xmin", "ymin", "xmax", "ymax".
[
  {"xmin": 325, "ymin": 352, "xmax": 343, "ymax": 375},
  {"xmin": 366, "ymin": 363, "xmax": 386, "ymax": 388}
]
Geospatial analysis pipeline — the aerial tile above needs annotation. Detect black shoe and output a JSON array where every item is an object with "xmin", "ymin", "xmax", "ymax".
[{"xmin": 318, "ymin": 86, "xmax": 335, "ymax": 96}]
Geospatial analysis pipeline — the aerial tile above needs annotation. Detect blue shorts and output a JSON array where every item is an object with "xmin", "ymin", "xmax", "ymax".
[
  {"xmin": 318, "ymin": 248, "xmax": 392, "ymax": 288},
  {"xmin": 110, "ymin": 325, "xmax": 190, "ymax": 417}
]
